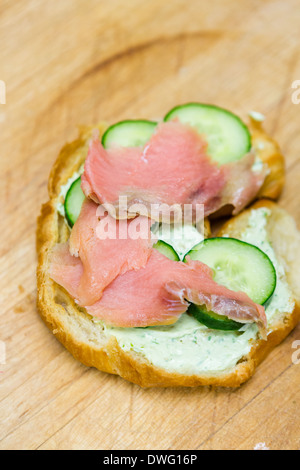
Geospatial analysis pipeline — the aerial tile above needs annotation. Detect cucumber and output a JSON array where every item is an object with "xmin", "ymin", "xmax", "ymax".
[
  {"xmin": 153, "ymin": 240, "xmax": 180, "ymax": 261},
  {"xmin": 164, "ymin": 103, "xmax": 251, "ymax": 164},
  {"xmin": 188, "ymin": 305, "xmax": 243, "ymax": 331},
  {"xmin": 64, "ymin": 176, "xmax": 85, "ymax": 227},
  {"xmin": 184, "ymin": 237, "xmax": 276, "ymax": 304},
  {"xmin": 184, "ymin": 237, "xmax": 276, "ymax": 331},
  {"xmin": 102, "ymin": 120, "xmax": 157, "ymax": 149}
]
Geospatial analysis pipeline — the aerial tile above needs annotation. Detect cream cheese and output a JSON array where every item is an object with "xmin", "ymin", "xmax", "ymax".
[
  {"xmin": 248, "ymin": 110, "xmax": 265, "ymax": 122},
  {"xmin": 103, "ymin": 315, "xmax": 257, "ymax": 375},
  {"xmin": 151, "ymin": 222, "xmax": 204, "ymax": 259},
  {"xmin": 251, "ymin": 156, "xmax": 264, "ymax": 173}
]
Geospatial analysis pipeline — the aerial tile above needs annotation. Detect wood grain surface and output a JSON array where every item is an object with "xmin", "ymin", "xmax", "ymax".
[{"xmin": 1, "ymin": 0, "xmax": 300, "ymax": 450}]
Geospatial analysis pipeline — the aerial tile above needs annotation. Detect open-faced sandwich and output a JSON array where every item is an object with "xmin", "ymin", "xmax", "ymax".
[{"xmin": 37, "ymin": 103, "xmax": 300, "ymax": 387}]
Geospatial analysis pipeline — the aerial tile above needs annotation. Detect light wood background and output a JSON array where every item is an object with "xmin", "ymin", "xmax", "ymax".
[{"xmin": 1, "ymin": 0, "xmax": 300, "ymax": 450}]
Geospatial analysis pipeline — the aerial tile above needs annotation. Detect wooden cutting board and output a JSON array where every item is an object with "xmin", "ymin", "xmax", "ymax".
[{"xmin": 1, "ymin": 0, "xmax": 300, "ymax": 450}]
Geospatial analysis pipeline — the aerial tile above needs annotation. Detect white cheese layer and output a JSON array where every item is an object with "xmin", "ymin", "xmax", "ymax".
[{"xmin": 151, "ymin": 222, "xmax": 204, "ymax": 259}]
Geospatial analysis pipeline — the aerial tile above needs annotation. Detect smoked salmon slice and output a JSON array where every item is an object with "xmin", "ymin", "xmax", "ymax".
[
  {"xmin": 49, "ymin": 242, "xmax": 83, "ymax": 299},
  {"xmin": 87, "ymin": 250, "xmax": 266, "ymax": 336},
  {"xmin": 50, "ymin": 243, "xmax": 267, "ymax": 336},
  {"xmin": 55, "ymin": 199, "xmax": 154, "ymax": 306},
  {"xmin": 81, "ymin": 121, "xmax": 266, "ymax": 220}
]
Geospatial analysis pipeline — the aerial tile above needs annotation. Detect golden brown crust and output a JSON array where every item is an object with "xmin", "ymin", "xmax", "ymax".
[
  {"xmin": 48, "ymin": 123, "xmax": 108, "ymax": 198},
  {"xmin": 36, "ymin": 125, "xmax": 299, "ymax": 388},
  {"xmin": 249, "ymin": 118, "xmax": 285, "ymax": 200},
  {"xmin": 209, "ymin": 119, "xmax": 284, "ymax": 220}
]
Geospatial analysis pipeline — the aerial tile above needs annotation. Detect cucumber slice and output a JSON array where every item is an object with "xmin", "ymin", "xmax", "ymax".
[
  {"xmin": 184, "ymin": 237, "xmax": 276, "ymax": 331},
  {"xmin": 164, "ymin": 103, "xmax": 251, "ymax": 164},
  {"xmin": 188, "ymin": 304, "xmax": 243, "ymax": 331},
  {"xmin": 64, "ymin": 176, "xmax": 85, "ymax": 227},
  {"xmin": 153, "ymin": 240, "xmax": 180, "ymax": 261},
  {"xmin": 102, "ymin": 120, "xmax": 157, "ymax": 149},
  {"xmin": 184, "ymin": 237, "xmax": 276, "ymax": 305}
]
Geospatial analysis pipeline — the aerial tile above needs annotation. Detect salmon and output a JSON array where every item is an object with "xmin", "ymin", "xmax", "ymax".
[
  {"xmin": 221, "ymin": 153, "xmax": 266, "ymax": 215},
  {"xmin": 49, "ymin": 242, "xmax": 83, "ymax": 299},
  {"xmin": 50, "ymin": 243, "xmax": 266, "ymax": 336},
  {"xmin": 66, "ymin": 199, "xmax": 153, "ymax": 306},
  {"xmin": 81, "ymin": 121, "xmax": 266, "ymax": 220},
  {"xmin": 87, "ymin": 251, "xmax": 266, "ymax": 336}
]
